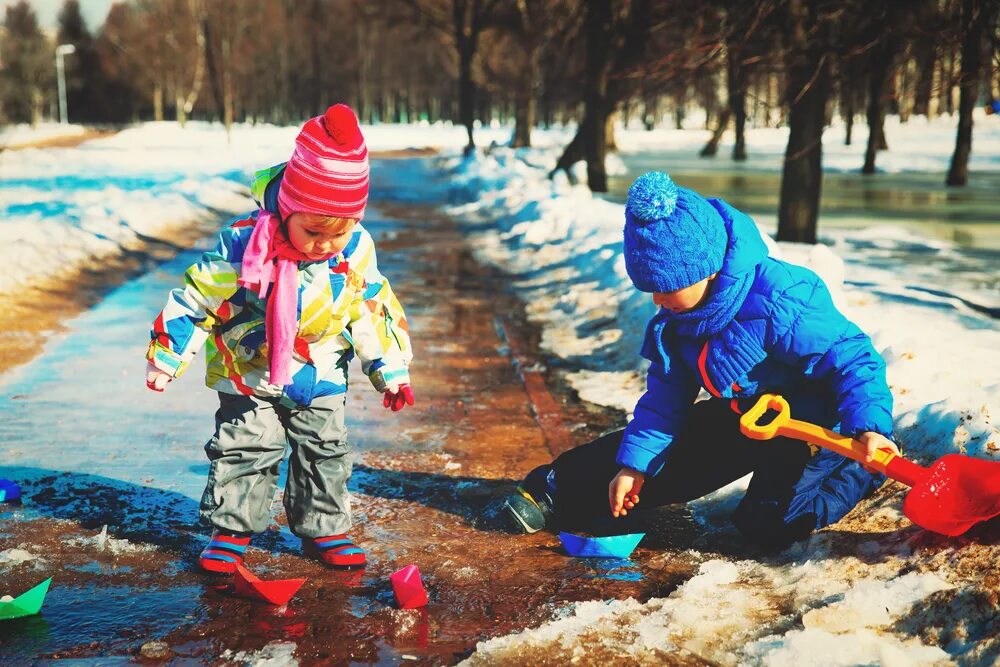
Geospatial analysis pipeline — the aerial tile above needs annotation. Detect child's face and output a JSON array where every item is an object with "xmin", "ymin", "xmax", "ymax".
[
  {"xmin": 652, "ymin": 274, "xmax": 717, "ymax": 313},
  {"xmin": 285, "ymin": 212, "xmax": 357, "ymax": 260}
]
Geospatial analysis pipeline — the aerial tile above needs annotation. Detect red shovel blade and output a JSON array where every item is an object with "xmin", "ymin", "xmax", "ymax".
[
  {"xmin": 903, "ymin": 454, "xmax": 1000, "ymax": 536},
  {"xmin": 233, "ymin": 564, "xmax": 306, "ymax": 606}
]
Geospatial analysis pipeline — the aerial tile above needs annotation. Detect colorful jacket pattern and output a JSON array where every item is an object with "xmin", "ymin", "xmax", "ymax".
[{"xmin": 147, "ymin": 165, "xmax": 411, "ymax": 407}]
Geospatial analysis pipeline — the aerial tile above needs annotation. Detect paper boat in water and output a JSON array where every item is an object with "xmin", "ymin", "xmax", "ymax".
[
  {"xmin": 558, "ymin": 532, "xmax": 645, "ymax": 559},
  {"xmin": 390, "ymin": 564, "xmax": 429, "ymax": 609},
  {"xmin": 0, "ymin": 577, "xmax": 52, "ymax": 620},
  {"xmin": 0, "ymin": 479, "xmax": 21, "ymax": 503},
  {"xmin": 233, "ymin": 565, "xmax": 305, "ymax": 606}
]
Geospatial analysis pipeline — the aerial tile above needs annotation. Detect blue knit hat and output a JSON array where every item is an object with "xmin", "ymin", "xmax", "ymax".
[{"xmin": 623, "ymin": 172, "xmax": 727, "ymax": 293}]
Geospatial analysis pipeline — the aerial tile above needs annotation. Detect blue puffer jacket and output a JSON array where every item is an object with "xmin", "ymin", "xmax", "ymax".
[{"xmin": 618, "ymin": 199, "xmax": 893, "ymax": 523}]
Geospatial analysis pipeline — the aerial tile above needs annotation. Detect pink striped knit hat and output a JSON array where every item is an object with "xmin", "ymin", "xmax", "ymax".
[{"xmin": 278, "ymin": 104, "xmax": 369, "ymax": 221}]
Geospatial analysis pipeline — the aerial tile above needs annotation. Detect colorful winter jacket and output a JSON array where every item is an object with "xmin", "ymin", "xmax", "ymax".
[
  {"xmin": 147, "ymin": 165, "xmax": 411, "ymax": 408},
  {"xmin": 618, "ymin": 199, "xmax": 894, "ymax": 477}
]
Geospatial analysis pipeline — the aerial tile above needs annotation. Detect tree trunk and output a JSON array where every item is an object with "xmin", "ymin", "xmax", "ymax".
[
  {"xmin": 202, "ymin": 18, "xmax": 223, "ymax": 124},
  {"xmin": 643, "ymin": 95, "xmax": 658, "ymax": 130},
  {"xmin": 222, "ymin": 37, "xmax": 234, "ymax": 140},
  {"xmin": 842, "ymin": 77, "xmax": 855, "ymax": 145},
  {"xmin": 777, "ymin": 0, "xmax": 831, "ymax": 244},
  {"xmin": 511, "ymin": 45, "xmax": 540, "ymax": 147},
  {"xmin": 549, "ymin": 127, "xmax": 584, "ymax": 182},
  {"xmin": 552, "ymin": 0, "xmax": 611, "ymax": 192},
  {"xmin": 582, "ymin": 0, "xmax": 612, "ymax": 192},
  {"xmin": 947, "ymin": 0, "xmax": 991, "ymax": 186},
  {"xmin": 458, "ymin": 40, "xmax": 476, "ymax": 155},
  {"xmin": 728, "ymin": 45, "xmax": 748, "ymax": 161},
  {"xmin": 700, "ymin": 108, "xmax": 731, "ymax": 157},
  {"xmin": 945, "ymin": 50, "xmax": 957, "ymax": 115},
  {"xmin": 913, "ymin": 41, "xmax": 936, "ymax": 116},
  {"xmin": 863, "ymin": 47, "xmax": 893, "ymax": 174},
  {"xmin": 153, "ymin": 83, "xmax": 164, "ymax": 121}
]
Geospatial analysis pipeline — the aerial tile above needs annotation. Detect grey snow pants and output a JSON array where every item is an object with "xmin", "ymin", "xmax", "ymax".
[{"xmin": 200, "ymin": 392, "xmax": 352, "ymax": 538}]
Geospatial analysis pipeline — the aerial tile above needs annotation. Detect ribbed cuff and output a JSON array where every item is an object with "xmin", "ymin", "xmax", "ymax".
[{"xmin": 147, "ymin": 342, "xmax": 187, "ymax": 377}]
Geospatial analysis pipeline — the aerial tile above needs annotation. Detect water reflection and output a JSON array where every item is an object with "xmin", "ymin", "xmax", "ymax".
[{"xmin": 607, "ymin": 156, "xmax": 1000, "ymax": 248}]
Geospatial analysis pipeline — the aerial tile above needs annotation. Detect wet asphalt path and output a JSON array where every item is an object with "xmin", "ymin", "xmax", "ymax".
[{"xmin": 0, "ymin": 158, "xmax": 699, "ymax": 665}]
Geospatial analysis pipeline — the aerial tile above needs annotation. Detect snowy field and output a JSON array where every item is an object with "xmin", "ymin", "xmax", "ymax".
[{"xmin": 2, "ymin": 116, "xmax": 999, "ymax": 664}]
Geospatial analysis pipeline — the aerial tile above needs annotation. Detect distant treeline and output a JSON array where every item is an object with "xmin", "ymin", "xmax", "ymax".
[{"xmin": 1, "ymin": 0, "xmax": 998, "ymax": 240}]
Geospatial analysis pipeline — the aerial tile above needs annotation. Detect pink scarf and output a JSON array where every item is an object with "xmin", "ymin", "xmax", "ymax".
[{"xmin": 238, "ymin": 210, "xmax": 332, "ymax": 387}]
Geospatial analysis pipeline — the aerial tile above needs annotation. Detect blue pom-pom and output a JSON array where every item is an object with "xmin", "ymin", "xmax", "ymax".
[{"xmin": 626, "ymin": 172, "xmax": 678, "ymax": 225}]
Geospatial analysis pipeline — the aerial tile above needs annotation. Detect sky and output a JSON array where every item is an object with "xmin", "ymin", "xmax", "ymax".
[{"xmin": 6, "ymin": 0, "xmax": 114, "ymax": 31}]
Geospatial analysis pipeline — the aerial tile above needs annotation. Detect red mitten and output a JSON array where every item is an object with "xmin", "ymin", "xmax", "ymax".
[{"xmin": 383, "ymin": 384, "xmax": 415, "ymax": 412}]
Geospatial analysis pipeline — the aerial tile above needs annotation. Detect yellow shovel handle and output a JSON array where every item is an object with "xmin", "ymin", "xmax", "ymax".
[{"xmin": 739, "ymin": 394, "xmax": 899, "ymax": 472}]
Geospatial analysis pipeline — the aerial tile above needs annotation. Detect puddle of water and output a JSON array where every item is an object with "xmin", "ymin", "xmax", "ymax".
[
  {"xmin": 66, "ymin": 561, "xmax": 134, "ymax": 575},
  {"xmin": 0, "ymin": 583, "xmax": 204, "ymax": 660}
]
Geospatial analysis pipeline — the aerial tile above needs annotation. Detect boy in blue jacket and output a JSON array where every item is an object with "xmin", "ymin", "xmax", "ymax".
[{"xmin": 500, "ymin": 172, "xmax": 900, "ymax": 548}]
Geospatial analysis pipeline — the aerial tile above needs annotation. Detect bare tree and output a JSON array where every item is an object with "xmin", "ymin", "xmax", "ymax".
[
  {"xmin": 0, "ymin": 2, "xmax": 53, "ymax": 126},
  {"xmin": 402, "ymin": 0, "xmax": 502, "ymax": 154},
  {"xmin": 946, "ymin": 0, "xmax": 998, "ymax": 186},
  {"xmin": 480, "ymin": 0, "xmax": 579, "ymax": 147},
  {"xmin": 550, "ymin": 0, "xmax": 702, "ymax": 191},
  {"xmin": 776, "ymin": 0, "xmax": 834, "ymax": 243}
]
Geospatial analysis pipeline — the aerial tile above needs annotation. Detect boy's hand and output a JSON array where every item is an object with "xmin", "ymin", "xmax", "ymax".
[
  {"xmin": 383, "ymin": 384, "xmax": 415, "ymax": 412},
  {"xmin": 145, "ymin": 362, "xmax": 172, "ymax": 392},
  {"xmin": 609, "ymin": 467, "xmax": 645, "ymax": 518},
  {"xmin": 856, "ymin": 431, "xmax": 902, "ymax": 473}
]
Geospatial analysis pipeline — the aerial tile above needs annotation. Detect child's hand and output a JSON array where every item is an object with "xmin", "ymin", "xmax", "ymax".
[
  {"xmin": 145, "ymin": 362, "xmax": 172, "ymax": 392},
  {"xmin": 383, "ymin": 384, "xmax": 414, "ymax": 412},
  {"xmin": 609, "ymin": 467, "xmax": 646, "ymax": 518},
  {"xmin": 856, "ymin": 431, "xmax": 902, "ymax": 473}
]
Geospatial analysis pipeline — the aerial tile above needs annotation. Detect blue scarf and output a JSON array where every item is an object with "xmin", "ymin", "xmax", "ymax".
[{"xmin": 664, "ymin": 239, "xmax": 755, "ymax": 338}]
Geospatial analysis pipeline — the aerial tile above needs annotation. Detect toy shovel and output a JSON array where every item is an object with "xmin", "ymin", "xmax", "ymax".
[{"xmin": 740, "ymin": 394, "xmax": 1000, "ymax": 536}]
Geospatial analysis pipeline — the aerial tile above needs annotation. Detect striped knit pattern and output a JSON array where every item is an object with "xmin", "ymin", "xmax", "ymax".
[
  {"xmin": 278, "ymin": 104, "xmax": 369, "ymax": 221},
  {"xmin": 199, "ymin": 532, "xmax": 251, "ymax": 574},
  {"xmin": 305, "ymin": 534, "xmax": 366, "ymax": 568}
]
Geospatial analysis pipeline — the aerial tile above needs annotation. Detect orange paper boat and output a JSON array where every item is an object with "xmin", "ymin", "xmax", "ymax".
[{"xmin": 233, "ymin": 564, "xmax": 305, "ymax": 606}]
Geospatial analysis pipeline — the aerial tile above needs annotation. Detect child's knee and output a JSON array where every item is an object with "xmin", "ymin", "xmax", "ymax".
[{"xmin": 732, "ymin": 499, "xmax": 816, "ymax": 550}]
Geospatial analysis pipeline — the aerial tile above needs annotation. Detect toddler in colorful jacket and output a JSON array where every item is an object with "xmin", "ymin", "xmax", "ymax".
[
  {"xmin": 145, "ymin": 105, "xmax": 413, "ymax": 572},
  {"xmin": 501, "ymin": 171, "xmax": 900, "ymax": 548}
]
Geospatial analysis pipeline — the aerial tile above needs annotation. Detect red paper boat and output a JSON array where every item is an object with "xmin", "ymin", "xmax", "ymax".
[
  {"xmin": 389, "ymin": 564, "xmax": 428, "ymax": 609},
  {"xmin": 233, "ymin": 564, "xmax": 305, "ymax": 606}
]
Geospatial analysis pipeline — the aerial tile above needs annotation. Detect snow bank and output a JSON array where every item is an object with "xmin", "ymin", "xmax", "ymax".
[{"xmin": 0, "ymin": 120, "xmax": 540, "ymax": 296}]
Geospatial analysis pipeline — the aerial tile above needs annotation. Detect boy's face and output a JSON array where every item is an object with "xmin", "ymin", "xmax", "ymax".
[
  {"xmin": 652, "ymin": 273, "xmax": 717, "ymax": 313},
  {"xmin": 285, "ymin": 212, "xmax": 357, "ymax": 260}
]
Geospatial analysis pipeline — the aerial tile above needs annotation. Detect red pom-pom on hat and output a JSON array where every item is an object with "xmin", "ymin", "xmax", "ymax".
[
  {"xmin": 322, "ymin": 104, "xmax": 362, "ymax": 146},
  {"xmin": 278, "ymin": 103, "xmax": 369, "ymax": 220}
]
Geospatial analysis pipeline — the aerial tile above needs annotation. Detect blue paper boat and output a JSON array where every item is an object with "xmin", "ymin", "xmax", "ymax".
[
  {"xmin": 558, "ymin": 532, "xmax": 645, "ymax": 559},
  {"xmin": 0, "ymin": 479, "xmax": 21, "ymax": 503}
]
